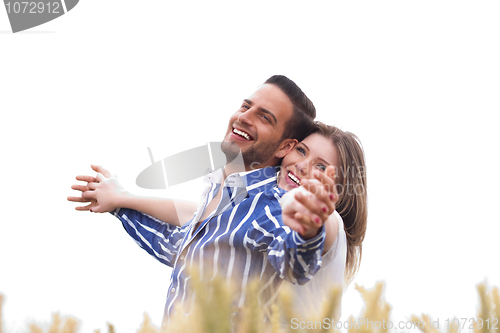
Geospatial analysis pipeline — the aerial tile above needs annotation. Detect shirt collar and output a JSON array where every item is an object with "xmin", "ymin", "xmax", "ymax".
[{"xmin": 203, "ymin": 166, "xmax": 279, "ymax": 194}]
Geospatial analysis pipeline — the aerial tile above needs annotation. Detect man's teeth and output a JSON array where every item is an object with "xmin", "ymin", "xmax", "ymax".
[
  {"xmin": 233, "ymin": 128, "xmax": 251, "ymax": 140},
  {"xmin": 288, "ymin": 172, "xmax": 300, "ymax": 186}
]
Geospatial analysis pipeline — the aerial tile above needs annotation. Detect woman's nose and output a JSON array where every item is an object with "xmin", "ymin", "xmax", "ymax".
[{"xmin": 296, "ymin": 160, "xmax": 310, "ymax": 178}]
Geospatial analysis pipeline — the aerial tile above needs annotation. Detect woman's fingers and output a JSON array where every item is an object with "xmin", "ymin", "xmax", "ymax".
[
  {"xmin": 294, "ymin": 212, "xmax": 321, "ymax": 239},
  {"xmin": 282, "ymin": 214, "xmax": 306, "ymax": 235},
  {"xmin": 294, "ymin": 189, "xmax": 330, "ymax": 223},
  {"xmin": 315, "ymin": 166, "xmax": 337, "ymax": 192}
]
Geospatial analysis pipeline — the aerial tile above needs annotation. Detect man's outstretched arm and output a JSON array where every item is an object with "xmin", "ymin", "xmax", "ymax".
[
  {"xmin": 67, "ymin": 164, "xmax": 197, "ymax": 226},
  {"xmin": 113, "ymin": 207, "xmax": 189, "ymax": 267}
]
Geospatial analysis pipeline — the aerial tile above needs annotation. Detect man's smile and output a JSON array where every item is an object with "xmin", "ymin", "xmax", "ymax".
[{"xmin": 231, "ymin": 127, "xmax": 254, "ymax": 141}]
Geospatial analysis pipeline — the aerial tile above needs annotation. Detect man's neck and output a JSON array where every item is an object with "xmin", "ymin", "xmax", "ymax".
[{"xmin": 222, "ymin": 155, "xmax": 278, "ymax": 183}]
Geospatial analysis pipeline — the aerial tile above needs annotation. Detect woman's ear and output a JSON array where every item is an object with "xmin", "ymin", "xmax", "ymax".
[{"xmin": 275, "ymin": 139, "xmax": 298, "ymax": 158}]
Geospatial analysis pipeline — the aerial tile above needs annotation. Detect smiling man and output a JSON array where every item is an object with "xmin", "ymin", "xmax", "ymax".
[
  {"xmin": 71, "ymin": 75, "xmax": 331, "ymax": 326},
  {"xmin": 223, "ymin": 82, "xmax": 297, "ymax": 168},
  {"xmin": 222, "ymin": 76, "xmax": 314, "ymax": 170}
]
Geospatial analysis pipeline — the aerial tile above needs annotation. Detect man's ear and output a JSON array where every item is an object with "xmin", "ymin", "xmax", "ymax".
[{"xmin": 275, "ymin": 139, "xmax": 297, "ymax": 158}]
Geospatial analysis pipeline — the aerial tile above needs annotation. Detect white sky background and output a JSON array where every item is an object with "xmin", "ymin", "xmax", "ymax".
[{"xmin": 1, "ymin": 1, "xmax": 499, "ymax": 332}]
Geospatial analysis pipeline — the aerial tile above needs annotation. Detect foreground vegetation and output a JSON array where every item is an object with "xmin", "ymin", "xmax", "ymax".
[{"xmin": 1, "ymin": 279, "xmax": 498, "ymax": 333}]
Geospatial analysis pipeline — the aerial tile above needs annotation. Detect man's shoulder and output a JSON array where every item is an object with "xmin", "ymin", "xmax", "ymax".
[{"xmin": 248, "ymin": 184, "xmax": 286, "ymax": 201}]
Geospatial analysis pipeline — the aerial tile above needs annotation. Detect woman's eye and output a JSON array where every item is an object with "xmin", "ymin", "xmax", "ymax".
[
  {"xmin": 296, "ymin": 147, "xmax": 306, "ymax": 155},
  {"xmin": 316, "ymin": 164, "xmax": 326, "ymax": 171}
]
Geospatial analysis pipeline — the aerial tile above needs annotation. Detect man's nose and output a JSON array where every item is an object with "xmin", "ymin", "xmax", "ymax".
[{"xmin": 237, "ymin": 107, "xmax": 255, "ymax": 125}]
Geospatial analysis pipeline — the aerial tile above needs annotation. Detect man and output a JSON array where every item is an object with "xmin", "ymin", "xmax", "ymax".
[{"xmin": 69, "ymin": 75, "xmax": 336, "ymax": 325}]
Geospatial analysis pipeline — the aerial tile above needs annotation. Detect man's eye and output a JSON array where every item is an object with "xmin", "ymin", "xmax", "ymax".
[
  {"xmin": 241, "ymin": 104, "xmax": 250, "ymax": 110},
  {"xmin": 262, "ymin": 115, "xmax": 271, "ymax": 123}
]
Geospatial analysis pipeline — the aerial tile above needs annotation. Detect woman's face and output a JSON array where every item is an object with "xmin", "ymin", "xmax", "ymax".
[{"xmin": 278, "ymin": 133, "xmax": 339, "ymax": 192}]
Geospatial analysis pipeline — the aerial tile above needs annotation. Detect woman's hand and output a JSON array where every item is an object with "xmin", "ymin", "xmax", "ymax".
[{"xmin": 281, "ymin": 165, "xmax": 338, "ymax": 239}]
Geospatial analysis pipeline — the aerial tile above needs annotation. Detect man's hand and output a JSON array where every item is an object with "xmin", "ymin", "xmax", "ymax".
[
  {"xmin": 67, "ymin": 164, "xmax": 124, "ymax": 213},
  {"xmin": 281, "ymin": 165, "xmax": 338, "ymax": 239}
]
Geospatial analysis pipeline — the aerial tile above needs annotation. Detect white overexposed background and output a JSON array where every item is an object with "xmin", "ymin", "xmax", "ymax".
[{"xmin": 1, "ymin": 1, "xmax": 499, "ymax": 332}]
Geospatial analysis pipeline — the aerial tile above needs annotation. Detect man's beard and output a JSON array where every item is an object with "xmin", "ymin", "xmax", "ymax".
[{"xmin": 221, "ymin": 140, "xmax": 281, "ymax": 170}]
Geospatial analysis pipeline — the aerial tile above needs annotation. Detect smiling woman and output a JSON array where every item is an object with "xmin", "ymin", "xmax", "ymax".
[{"xmin": 279, "ymin": 121, "xmax": 368, "ymax": 320}]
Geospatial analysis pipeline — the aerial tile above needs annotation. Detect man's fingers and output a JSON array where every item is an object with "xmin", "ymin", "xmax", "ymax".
[
  {"xmin": 74, "ymin": 201, "xmax": 96, "ymax": 211},
  {"xmin": 87, "ymin": 182, "xmax": 99, "ymax": 190},
  {"xmin": 71, "ymin": 184, "xmax": 90, "ymax": 192},
  {"xmin": 67, "ymin": 196, "xmax": 91, "ymax": 203},
  {"xmin": 91, "ymin": 164, "xmax": 112, "ymax": 178},
  {"xmin": 82, "ymin": 190, "xmax": 97, "ymax": 200},
  {"xmin": 75, "ymin": 175, "xmax": 96, "ymax": 183},
  {"xmin": 95, "ymin": 172, "xmax": 104, "ymax": 182}
]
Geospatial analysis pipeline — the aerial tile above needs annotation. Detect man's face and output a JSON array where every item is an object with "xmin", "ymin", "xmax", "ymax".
[{"xmin": 222, "ymin": 84, "xmax": 294, "ymax": 169}]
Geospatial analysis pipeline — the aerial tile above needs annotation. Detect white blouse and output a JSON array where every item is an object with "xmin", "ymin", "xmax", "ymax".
[{"xmin": 281, "ymin": 187, "xmax": 347, "ymax": 320}]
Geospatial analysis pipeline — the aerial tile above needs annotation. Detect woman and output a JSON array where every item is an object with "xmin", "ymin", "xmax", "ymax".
[
  {"xmin": 277, "ymin": 122, "xmax": 367, "ymax": 319},
  {"xmin": 68, "ymin": 122, "xmax": 367, "ymax": 318}
]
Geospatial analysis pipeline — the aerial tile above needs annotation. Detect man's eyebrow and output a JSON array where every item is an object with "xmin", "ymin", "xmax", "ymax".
[{"xmin": 243, "ymin": 99, "xmax": 278, "ymax": 124}]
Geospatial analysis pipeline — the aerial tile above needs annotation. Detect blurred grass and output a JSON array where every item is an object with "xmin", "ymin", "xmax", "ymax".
[{"xmin": 1, "ymin": 280, "xmax": 498, "ymax": 333}]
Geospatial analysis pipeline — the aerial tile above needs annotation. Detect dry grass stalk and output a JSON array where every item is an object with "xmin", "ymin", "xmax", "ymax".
[
  {"xmin": 136, "ymin": 313, "xmax": 159, "ymax": 333},
  {"xmin": 277, "ymin": 283, "xmax": 295, "ymax": 331},
  {"xmin": 352, "ymin": 282, "xmax": 391, "ymax": 333},
  {"xmin": 26, "ymin": 313, "xmax": 78, "ymax": 333},
  {"xmin": 2, "ymin": 279, "xmax": 500, "ymax": 333},
  {"xmin": 410, "ymin": 314, "xmax": 441, "ymax": 333},
  {"xmin": 270, "ymin": 303, "xmax": 284, "ymax": 333},
  {"xmin": 492, "ymin": 287, "xmax": 500, "ymax": 333},
  {"xmin": 473, "ymin": 282, "xmax": 500, "ymax": 333},
  {"xmin": 30, "ymin": 323, "xmax": 45, "ymax": 333}
]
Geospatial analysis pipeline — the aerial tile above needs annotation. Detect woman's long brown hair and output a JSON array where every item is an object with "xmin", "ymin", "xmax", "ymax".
[{"xmin": 312, "ymin": 122, "xmax": 368, "ymax": 286}]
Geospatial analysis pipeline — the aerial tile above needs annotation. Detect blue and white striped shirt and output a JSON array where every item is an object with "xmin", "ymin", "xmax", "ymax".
[{"xmin": 113, "ymin": 166, "xmax": 325, "ymax": 322}]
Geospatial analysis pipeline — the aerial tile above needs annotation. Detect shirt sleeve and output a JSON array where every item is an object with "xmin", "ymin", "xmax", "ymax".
[
  {"xmin": 112, "ymin": 208, "xmax": 189, "ymax": 267},
  {"xmin": 244, "ymin": 193, "xmax": 326, "ymax": 285}
]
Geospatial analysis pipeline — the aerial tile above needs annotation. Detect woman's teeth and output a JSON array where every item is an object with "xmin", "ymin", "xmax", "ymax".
[{"xmin": 288, "ymin": 171, "xmax": 300, "ymax": 186}]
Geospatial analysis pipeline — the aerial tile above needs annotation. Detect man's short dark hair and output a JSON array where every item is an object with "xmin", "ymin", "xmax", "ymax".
[{"xmin": 265, "ymin": 75, "xmax": 316, "ymax": 142}]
